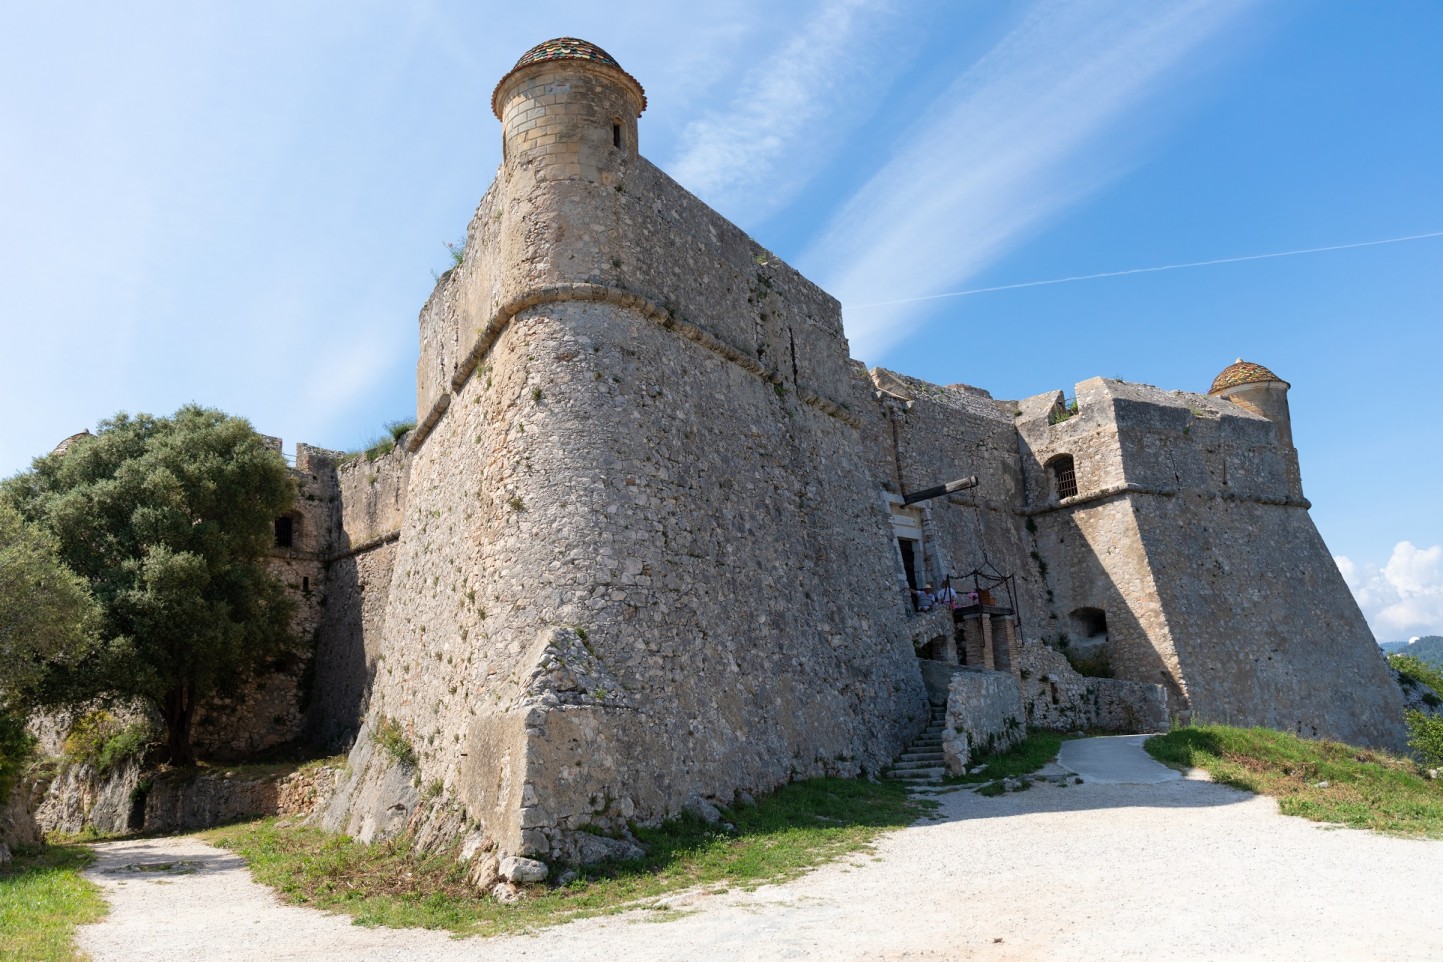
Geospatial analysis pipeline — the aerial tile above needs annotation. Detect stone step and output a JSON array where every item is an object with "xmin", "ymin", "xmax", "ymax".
[
  {"xmin": 891, "ymin": 759, "xmax": 940, "ymax": 771},
  {"xmin": 898, "ymin": 752, "xmax": 944, "ymax": 763},
  {"xmin": 886, "ymin": 767, "xmax": 945, "ymax": 780}
]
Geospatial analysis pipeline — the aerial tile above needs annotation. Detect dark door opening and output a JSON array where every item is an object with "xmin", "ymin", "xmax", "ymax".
[{"xmin": 899, "ymin": 537, "xmax": 919, "ymax": 591}]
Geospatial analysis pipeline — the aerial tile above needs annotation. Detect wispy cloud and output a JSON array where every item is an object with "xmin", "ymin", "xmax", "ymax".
[
  {"xmin": 801, "ymin": 0, "xmax": 1257, "ymax": 361},
  {"xmin": 1338, "ymin": 543, "xmax": 1443, "ymax": 641},
  {"xmin": 664, "ymin": 0, "xmax": 909, "ymax": 226}
]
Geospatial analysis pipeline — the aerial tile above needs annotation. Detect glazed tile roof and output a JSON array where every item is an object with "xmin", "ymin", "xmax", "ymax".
[
  {"xmin": 1209, "ymin": 359, "xmax": 1284, "ymax": 394},
  {"xmin": 512, "ymin": 38, "xmax": 621, "ymax": 71},
  {"xmin": 492, "ymin": 37, "xmax": 646, "ymax": 117}
]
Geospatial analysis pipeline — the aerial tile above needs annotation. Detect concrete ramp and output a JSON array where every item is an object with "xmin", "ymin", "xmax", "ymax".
[{"xmin": 1057, "ymin": 734, "xmax": 1181, "ymax": 785}]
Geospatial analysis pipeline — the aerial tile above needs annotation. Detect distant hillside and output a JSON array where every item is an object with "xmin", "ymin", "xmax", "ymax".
[{"xmin": 1381, "ymin": 635, "xmax": 1443, "ymax": 666}]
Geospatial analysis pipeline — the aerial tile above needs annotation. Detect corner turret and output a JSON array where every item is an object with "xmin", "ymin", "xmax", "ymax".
[
  {"xmin": 1209, "ymin": 358, "xmax": 1293, "ymax": 448},
  {"xmin": 491, "ymin": 37, "xmax": 646, "ymax": 184}
]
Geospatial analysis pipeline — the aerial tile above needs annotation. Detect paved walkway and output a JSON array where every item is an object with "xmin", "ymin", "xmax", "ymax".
[
  {"xmin": 77, "ymin": 737, "xmax": 1443, "ymax": 962},
  {"xmin": 1056, "ymin": 733, "xmax": 1182, "ymax": 784}
]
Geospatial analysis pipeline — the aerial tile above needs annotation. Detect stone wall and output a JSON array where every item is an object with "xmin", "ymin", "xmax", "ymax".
[
  {"xmin": 305, "ymin": 442, "xmax": 411, "ymax": 751},
  {"xmin": 323, "ymin": 120, "xmax": 929, "ymax": 864},
  {"xmin": 1018, "ymin": 641, "xmax": 1169, "ymax": 733},
  {"xmin": 939, "ymin": 668, "xmax": 1025, "ymax": 773},
  {"xmin": 1015, "ymin": 377, "xmax": 1407, "ymax": 752},
  {"xmin": 33, "ymin": 760, "xmax": 340, "ymax": 836},
  {"xmin": 141, "ymin": 764, "xmax": 339, "ymax": 834},
  {"xmin": 863, "ymin": 369, "xmax": 1049, "ymax": 627}
]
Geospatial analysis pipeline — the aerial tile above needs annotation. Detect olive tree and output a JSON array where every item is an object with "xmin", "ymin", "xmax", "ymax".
[
  {"xmin": 2, "ymin": 405, "xmax": 297, "ymax": 764},
  {"xmin": 0, "ymin": 501, "xmax": 100, "ymax": 798}
]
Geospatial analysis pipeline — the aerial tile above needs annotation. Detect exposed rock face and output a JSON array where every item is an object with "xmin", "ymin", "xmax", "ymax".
[
  {"xmin": 34, "ymin": 762, "xmax": 340, "ymax": 836},
  {"xmin": 37, "ymin": 761, "xmax": 142, "ymax": 836},
  {"xmin": 1391, "ymin": 667, "xmax": 1443, "ymax": 719},
  {"xmin": 0, "ymin": 778, "xmax": 45, "ymax": 851}
]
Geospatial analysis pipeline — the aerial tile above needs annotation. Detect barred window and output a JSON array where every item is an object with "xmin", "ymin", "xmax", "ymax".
[{"xmin": 1049, "ymin": 455, "xmax": 1078, "ymax": 500}]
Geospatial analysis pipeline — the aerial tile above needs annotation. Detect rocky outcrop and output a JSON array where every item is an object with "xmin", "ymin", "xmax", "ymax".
[
  {"xmin": 37, "ymin": 761, "xmax": 143, "ymax": 835},
  {"xmin": 34, "ymin": 759, "xmax": 341, "ymax": 836},
  {"xmin": 1, "ymin": 777, "xmax": 46, "ymax": 853}
]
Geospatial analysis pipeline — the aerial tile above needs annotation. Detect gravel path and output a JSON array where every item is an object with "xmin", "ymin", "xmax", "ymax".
[{"xmin": 77, "ymin": 738, "xmax": 1443, "ymax": 961}]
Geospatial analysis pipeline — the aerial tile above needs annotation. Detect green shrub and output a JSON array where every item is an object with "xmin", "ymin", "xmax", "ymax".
[
  {"xmin": 1406, "ymin": 710, "xmax": 1443, "ymax": 766},
  {"xmin": 60, "ymin": 711, "xmax": 156, "ymax": 774},
  {"xmin": 0, "ymin": 712, "xmax": 36, "ymax": 804}
]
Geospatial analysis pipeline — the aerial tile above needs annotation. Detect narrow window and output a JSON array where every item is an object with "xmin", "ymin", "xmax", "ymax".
[
  {"xmin": 612, "ymin": 123, "xmax": 622, "ymax": 148},
  {"xmin": 1048, "ymin": 454, "xmax": 1077, "ymax": 500},
  {"xmin": 302, "ymin": 576, "xmax": 310, "ymax": 593},
  {"xmin": 274, "ymin": 516, "xmax": 294, "ymax": 548}
]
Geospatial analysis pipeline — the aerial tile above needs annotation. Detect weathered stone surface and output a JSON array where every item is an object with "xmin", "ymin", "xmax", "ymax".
[
  {"xmin": 566, "ymin": 830, "xmax": 645, "ymax": 864},
  {"xmin": 36, "ymin": 761, "xmax": 141, "ymax": 836},
  {"xmin": 0, "ymin": 778, "xmax": 45, "ymax": 851},
  {"xmin": 1018, "ymin": 642, "xmax": 1169, "ymax": 733},
  {"xmin": 1391, "ymin": 668, "xmax": 1443, "ymax": 719},
  {"xmin": 941, "ymin": 670, "xmax": 1026, "ymax": 774},
  {"xmin": 33, "ymin": 761, "xmax": 341, "ymax": 838},
  {"xmin": 499, "ymin": 855, "xmax": 549, "ymax": 883}
]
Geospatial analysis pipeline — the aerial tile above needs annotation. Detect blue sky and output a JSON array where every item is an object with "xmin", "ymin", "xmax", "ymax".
[{"xmin": 2, "ymin": 1, "xmax": 1440, "ymax": 639}]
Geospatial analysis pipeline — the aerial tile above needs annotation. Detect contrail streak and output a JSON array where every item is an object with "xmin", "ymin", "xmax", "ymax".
[{"xmin": 844, "ymin": 230, "xmax": 1443, "ymax": 310}]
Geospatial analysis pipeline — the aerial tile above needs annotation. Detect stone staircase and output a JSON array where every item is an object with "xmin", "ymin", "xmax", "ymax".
[{"xmin": 886, "ymin": 699, "xmax": 948, "ymax": 786}]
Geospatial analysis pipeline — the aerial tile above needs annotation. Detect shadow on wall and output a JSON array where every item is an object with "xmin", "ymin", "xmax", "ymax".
[
  {"xmin": 304, "ymin": 555, "xmax": 378, "ymax": 752},
  {"xmin": 1037, "ymin": 508, "xmax": 1184, "ymax": 709}
]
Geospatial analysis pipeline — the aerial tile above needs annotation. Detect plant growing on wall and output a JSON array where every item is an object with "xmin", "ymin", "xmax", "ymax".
[{"xmin": 2, "ymin": 405, "xmax": 298, "ymax": 765}]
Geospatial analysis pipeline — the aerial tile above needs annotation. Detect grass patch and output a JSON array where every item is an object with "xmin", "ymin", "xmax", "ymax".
[
  {"xmin": 941, "ymin": 730, "xmax": 1064, "ymax": 786},
  {"xmin": 0, "ymin": 845, "xmax": 106, "ymax": 962},
  {"xmin": 204, "ymin": 776, "xmax": 923, "ymax": 937},
  {"xmin": 371, "ymin": 717, "xmax": 416, "ymax": 768},
  {"xmin": 1145, "ymin": 724, "xmax": 1443, "ymax": 837}
]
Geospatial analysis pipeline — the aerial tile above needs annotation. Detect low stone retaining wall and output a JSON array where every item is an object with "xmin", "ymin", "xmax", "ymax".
[
  {"xmin": 1018, "ymin": 642, "xmax": 1169, "ymax": 733},
  {"xmin": 940, "ymin": 669, "xmax": 1025, "ymax": 774},
  {"xmin": 33, "ymin": 760, "xmax": 342, "ymax": 837}
]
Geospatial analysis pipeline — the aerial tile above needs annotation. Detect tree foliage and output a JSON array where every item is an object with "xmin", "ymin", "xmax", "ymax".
[
  {"xmin": 0, "ymin": 501, "xmax": 101, "ymax": 710},
  {"xmin": 0, "ymin": 502, "xmax": 101, "ymax": 799},
  {"xmin": 2, "ymin": 405, "xmax": 298, "ymax": 764}
]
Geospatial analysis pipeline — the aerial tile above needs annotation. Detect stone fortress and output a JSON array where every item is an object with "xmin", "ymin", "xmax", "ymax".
[{"xmin": 193, "ymin": 39, "xmax": 1407, "ymax": 881}]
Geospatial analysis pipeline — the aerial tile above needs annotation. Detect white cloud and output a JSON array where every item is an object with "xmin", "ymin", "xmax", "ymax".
[
  {"xmin": 800, "ymin": 0, "xmax": 1256, "ymax": 361},
  {"xmin": 1336, "ymin": 542, "xmax": 1443, "ymax": 641},
  {"xmin": 664, "ymin": 0, "xmax": 909, "ymax": 226}
]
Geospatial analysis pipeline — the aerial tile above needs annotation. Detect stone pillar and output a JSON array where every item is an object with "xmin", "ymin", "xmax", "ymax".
[
  {"xmin": 993, "ymin": 616, "xmax": 1020, "ymax": 679},
  {"xmin": 980, "ymin": 615, "xmax": 995, "ymax": 670},
  {"xmin": 961, "ymin": 614, "xmax": 986, "ymax": 667}
]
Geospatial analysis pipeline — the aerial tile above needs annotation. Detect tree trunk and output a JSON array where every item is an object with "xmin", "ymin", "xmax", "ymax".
[{"xmin": 162, "ymin": 682, "xmax": 195, "ymax": 766}]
